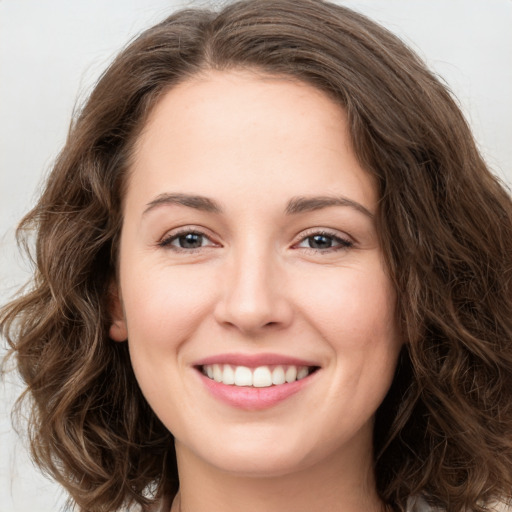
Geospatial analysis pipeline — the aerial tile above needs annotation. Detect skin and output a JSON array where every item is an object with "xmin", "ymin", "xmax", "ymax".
[{"xmin": 110, "ymin": 69, "xmax": 402, "ymax": 512}]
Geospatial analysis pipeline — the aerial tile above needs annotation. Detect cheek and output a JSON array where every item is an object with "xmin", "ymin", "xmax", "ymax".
[
  {"xmin": 297, "ymin": 263, "xmax": 397, "ymax": 348},
  {"xmin": 121, "ymin": 264, "xmax": 218, "ymax": 355},
  {"xmin": 296, "ymin": 261, "xmax": 400, "ymax": 410},
  {"xmin": 120, "ymin": 266, "xmax": 220, "ymax": 423}
]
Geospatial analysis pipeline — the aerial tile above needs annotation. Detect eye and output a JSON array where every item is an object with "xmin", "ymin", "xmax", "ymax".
[
  {"xmin": 159, "ymin": 229, "xmax": 217, "ymax": 251},
  {"xmin": 295, "ymin": 231, "xmax": 353, "ymax": 252}
]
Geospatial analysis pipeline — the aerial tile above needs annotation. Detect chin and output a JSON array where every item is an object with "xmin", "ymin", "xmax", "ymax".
[
  {"xmin": 205, "ymin": 447, "xmax": 314, "ymax": 478},
  {"xmin": 180, "ymin": 425, "xmax": 337, "ymax": 479}
]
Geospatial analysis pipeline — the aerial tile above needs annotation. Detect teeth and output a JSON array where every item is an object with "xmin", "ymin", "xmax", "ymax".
[
  {"xmin": 253, "ymin": 366, "xmax": 272, "ymax": 387},
  {"xmin": 213, "ymin": 364, "xmax": 223, "ymax": 382},
  {"xmin": 285, "ymin": 366, "xmax": 297, "ymax": 383},
  {"xmin": 271, "ymin": 366, "xmax": 286, "ymax": 385},
  {"xmin": 202, "ymin": 364, "xmax": 314, "ymax": 387},
  {"xmin": 234, "ymin": 366, "xmax": 252, "ymax": 386},
  {"xmin": 297, "ymin": 367, "xmax": 309, "ymax": 380},
  {"xmin": 223, "ymin": 364, "xmax": 235, "ymax": 385}
]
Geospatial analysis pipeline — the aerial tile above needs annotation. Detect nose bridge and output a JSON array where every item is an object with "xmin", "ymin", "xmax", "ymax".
[{"xmin": 215, "ymin": 234, "xmax": 291, "ymax": 333}]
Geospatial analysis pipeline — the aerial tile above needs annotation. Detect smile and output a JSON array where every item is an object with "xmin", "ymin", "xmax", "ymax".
[
  {"xmin": 200, "ymin": 364, "xmax": 318, "ymax": 387},
  {"xmin": 193, "ymin": 355, "xmax": 321, "ymax": 410}
]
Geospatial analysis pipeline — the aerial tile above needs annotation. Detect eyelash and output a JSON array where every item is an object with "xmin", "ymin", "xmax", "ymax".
[
  {"xmin": 158, "ymin": 228, "xmax": 216, "ymax": 253},
  {"xmin": 293, "ymin": 230, "xmax": 354, "ymax": 253},
  {"xmin": 158, "ymin": 228, "xmax": 354, "ymax": 253}
]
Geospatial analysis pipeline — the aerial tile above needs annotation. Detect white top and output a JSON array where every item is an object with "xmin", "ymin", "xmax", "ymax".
[
  {"xmin": 407, "ymin": 496, "xmax": 438, "ymax": 511},
  {"xmin": 147, "ymin": 494, "xmax": 512, "ymax": 511},
  {"xmin": 147, "ymin": 495, "xmax": 435, "ymax": 511}
]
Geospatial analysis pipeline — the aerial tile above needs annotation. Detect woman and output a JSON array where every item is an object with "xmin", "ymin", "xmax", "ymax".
[{"xmin": 1, "ymin": 1, "xmax": 511, "ymax": 511}]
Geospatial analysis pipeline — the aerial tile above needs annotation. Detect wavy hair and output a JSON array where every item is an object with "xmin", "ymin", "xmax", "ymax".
[{"xmin": 1, "ymin": 1, "xmax": 511, "ymax": 511}]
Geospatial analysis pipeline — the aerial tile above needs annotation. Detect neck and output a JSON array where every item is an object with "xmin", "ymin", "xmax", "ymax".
[{"xmin": 172, "ymin": 440, "xmax": 384, "ymax": 512}]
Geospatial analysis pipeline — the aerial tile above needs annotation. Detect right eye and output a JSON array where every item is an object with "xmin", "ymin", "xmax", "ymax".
[{"xmin": 159, "ymin": 230, "xmax": 217, "ymax": 251}]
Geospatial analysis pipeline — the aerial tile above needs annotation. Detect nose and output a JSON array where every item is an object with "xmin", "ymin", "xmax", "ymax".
[{"xmin": 213, "ymin": 244, "xmax": 293, "ymax": 335}]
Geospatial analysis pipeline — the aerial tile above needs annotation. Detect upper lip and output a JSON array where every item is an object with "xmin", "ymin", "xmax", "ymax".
[{"xmin": 193, "ymin": 353, "xmax": 321, "ymax": 368}]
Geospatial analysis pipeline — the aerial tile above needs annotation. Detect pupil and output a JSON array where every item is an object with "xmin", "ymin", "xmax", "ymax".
[
  {"xmin": 179, "ymin": 233, "xmax": 202, "ymax": 248},
  {"xmin": 309, "ymin": 235, "xmax": 332, "ymax": 249}
]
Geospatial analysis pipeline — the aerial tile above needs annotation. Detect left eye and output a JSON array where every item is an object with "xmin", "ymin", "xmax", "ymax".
[
  {"xmin": 160, "ymin": 231, "xmax": 215, "ymax": 250},
  {"xmin": 296, "ymin": 233, "xmax": 352, "ymax": 250}
]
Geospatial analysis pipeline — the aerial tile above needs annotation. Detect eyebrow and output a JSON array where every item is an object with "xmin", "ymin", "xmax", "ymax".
[
  {"xmin": 143, "ymin": 193, "xmax": 222, "ymax": 215},
  {"xmin": 143, "ymin": 192, "xmax": 373, "ymax": 218},
  {"xmin": 285, "ymin": 195, "xmax": 374, "ymax": 218}
]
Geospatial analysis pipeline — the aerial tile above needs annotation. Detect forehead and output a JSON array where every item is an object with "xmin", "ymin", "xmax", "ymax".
[{"xmin": 126, "ymin": 69, "xmax": 377, "ymax": 214}]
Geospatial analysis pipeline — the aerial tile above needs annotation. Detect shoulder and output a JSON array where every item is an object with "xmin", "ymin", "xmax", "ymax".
[
  {"xmin": 407, "ymin": 496, "xmax": 440, "ymax": 512},
  {"xmin": 407, "ymin": 496, "xmax": 512, "ymax": 512},
  {"xmin": 142, "ymin": 495, "xmax": 174, "ymax": 512}
]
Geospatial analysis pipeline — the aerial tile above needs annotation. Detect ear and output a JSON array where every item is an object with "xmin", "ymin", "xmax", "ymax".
[{"xmin": 108, "ymin": 282, "xmax": 128, "ymax": 342}]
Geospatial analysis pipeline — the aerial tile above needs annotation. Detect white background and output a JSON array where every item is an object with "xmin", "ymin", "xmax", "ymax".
[{"xmin": 1, "ymin": 1, "xmax": 511, "ymax": 511}]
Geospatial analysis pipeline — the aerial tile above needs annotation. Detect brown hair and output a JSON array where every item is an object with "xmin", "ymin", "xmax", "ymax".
[{"xmin": 2, "ymin": 1, "xmax": 511, "ymax": 511}]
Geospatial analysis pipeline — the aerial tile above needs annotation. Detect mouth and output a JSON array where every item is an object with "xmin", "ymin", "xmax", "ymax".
[
  {"xmin": 192, "ymin": 354, "xmax": 321, "ymax": 410},
  {"xmin": 198, "ymin": 364, "xmax": 320, "ymax": 388}
]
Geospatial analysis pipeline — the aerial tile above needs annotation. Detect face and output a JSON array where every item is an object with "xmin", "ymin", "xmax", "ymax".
[{"xmin": 110, "ymin": 70, "xmax": 401, "ymax": 477}]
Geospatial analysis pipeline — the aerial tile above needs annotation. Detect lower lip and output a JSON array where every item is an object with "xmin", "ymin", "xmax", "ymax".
[{"xmin": 197, "ymin": 370, "xmax": 318, "ymax": 410}]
